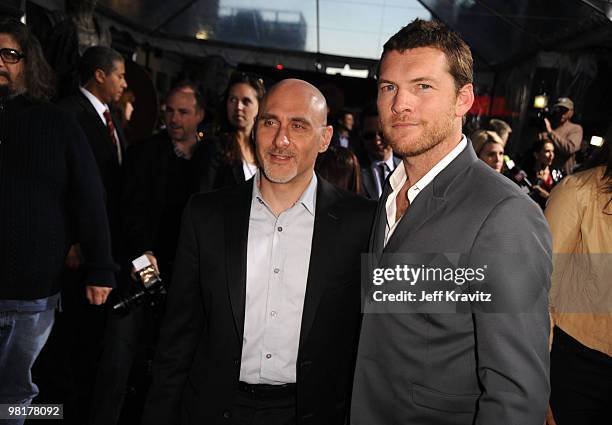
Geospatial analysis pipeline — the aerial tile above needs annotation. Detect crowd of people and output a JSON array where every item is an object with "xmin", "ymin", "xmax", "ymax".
[{"xmin": 0, "ymin": 15, "xmax": 610, "ymax": 425}]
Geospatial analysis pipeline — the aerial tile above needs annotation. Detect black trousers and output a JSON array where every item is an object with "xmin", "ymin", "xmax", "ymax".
[
  {"xmin": 32, "ymin": 269, "xmax": 108, "ymax": 425},
  {"xmin": 550, "ymin": 326, "xmax": 612, "ymax": 424},
  {"xmin": 89, "ymin": 296, "xmax": 163, "ymax": 425},
  {"xmin": 229, "ymin": 384, "xmax": 296, "ymax": 425}
]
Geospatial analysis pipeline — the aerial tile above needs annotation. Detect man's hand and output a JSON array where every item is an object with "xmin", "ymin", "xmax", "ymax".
[
  {"xmin": 86, "ymin": 285, "xmax": 112, "ymax": 305},
  {"xmin": 65, "ymin": 243, "xmax": 83, "ymax": 269},
  {"xmin": 131, "ymin": 252, "xmax": 159, "ymax": 281},
  {"xmin": 544, "ymin": 117, "xmax": 553, "ymax": 133}
]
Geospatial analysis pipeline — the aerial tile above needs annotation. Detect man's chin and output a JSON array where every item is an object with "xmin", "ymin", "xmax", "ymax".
[{"xmin": 261, "ymin": 164, "xmax": 297, "ymax": 184}]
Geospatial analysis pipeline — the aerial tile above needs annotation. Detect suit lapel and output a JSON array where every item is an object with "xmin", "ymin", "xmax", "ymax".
[
  {"xmin": 224, "ymin": 180, "xmax": 253, "ymax": 342},
  {"xmin": 76, "ymin": 92, "xmax": 119, "ymax": 161},
  {"xmin": 383, "ymin": 143, "xmax": 479, "ymax": 254},
  {"xmin": 383, "ymin": 183, "xmax": 444, "ymax": 253},
  {"xmin": 361, "ymin": 166, "xmax": 378, "ymax": 200},
  {"xmin": 232, "ymin": 163, "xmax": 244, "ymax": 184},
  {"xmin": 370, "ymin": 179, "xmax": 392, "ymax": 264},
  {"xmin": 111, "ymin": 109, "xmax": 127, "ymax": 153},
  {"xmin": 298, "ymin": 178, "xmax": 340, "ymax": 350},
  {"xmin": 77, "ymin": 92, "xmax": 110, "ymax": 138}
]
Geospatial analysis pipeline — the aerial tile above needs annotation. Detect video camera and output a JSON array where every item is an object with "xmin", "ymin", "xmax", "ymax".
[{"xmin": 112, "ymin": 255, "xmax": 166, "ymax": 314}]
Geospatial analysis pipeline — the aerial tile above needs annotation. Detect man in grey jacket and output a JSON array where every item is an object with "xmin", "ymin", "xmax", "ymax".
[{"xmin": 351, "ymin": 19, "xmax": 552, "ymax": 425}]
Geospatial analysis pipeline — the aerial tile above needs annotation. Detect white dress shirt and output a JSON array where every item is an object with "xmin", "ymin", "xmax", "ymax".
[
  {"xmin": 384, "ymin": 136, "xmax": 467, "ymax": 245},
  {"xmin": 79, "ymin": 87, "xmax": 122, "ymax": 164},
  {"xmin": 240, "ymin": 171, "xmax": 317, "ymax": 384}
]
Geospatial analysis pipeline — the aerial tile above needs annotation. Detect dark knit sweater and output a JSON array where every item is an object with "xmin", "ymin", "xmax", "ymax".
[{"xmin": 0, "ymin": 94, "xmax": 117, "ymax": 300}]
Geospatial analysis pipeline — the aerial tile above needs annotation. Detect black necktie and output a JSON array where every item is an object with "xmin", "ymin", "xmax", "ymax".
[{"xmin": 377, "ymin": 162, "xmax": 388, "ymax": 196}]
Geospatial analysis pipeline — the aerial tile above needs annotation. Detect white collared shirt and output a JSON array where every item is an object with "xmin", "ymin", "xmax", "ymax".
[
  {"xmin": 384, "ymin": 136, "xmax": 467, "ymax": 246},
  {"xmin": 240, "ymin": 170, "xmax": 317, "ymax": 384},
  {"xmin": 79, "ymin": 87, "xmax": 122, "ymax": 164}
]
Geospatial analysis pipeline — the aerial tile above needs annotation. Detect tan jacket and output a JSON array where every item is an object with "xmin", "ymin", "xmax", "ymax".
[
  {"xmin": 549, "ymin": 120, "xmax": 583, "ymax": 175},
  {"xmin": 545, "ymin": 166, "xmax": 612, "ymax": 356}
]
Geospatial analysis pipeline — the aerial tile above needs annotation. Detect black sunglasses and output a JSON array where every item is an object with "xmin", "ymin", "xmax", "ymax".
[{"xmin": 0, "ymin": 48, "xmax": 24, "ymax": 64}]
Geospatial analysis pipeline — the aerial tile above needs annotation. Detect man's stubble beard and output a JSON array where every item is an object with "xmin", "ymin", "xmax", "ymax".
[
  {"xmin": 386, "ymin": 105, "xmax": 456, "ymax": 158},
  {"xmin": 259, "ymin": 151, "xmax": 299, "ymax": 184}
]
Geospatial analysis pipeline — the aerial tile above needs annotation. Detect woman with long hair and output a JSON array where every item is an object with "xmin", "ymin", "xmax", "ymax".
[
  {"xmin": 206, "ymin": 72, "xmax": 265, "ymax": 190},
  {"xmin": 544, "ymin": 128, "xmax": 612, "ymax": 424},
  {"xmin": 524, "ymin": 139, "xmax": 563, "ymax": 209},
  {"xmin": 315, "ymin": 146, "xmax": 362, "ymax": 194}
]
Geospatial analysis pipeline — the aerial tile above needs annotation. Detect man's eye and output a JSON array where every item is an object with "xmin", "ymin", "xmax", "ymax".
[
  {"xmin": 418, "ymin": 83, "xmax": 432, "ymax": 90},
  {"xmin": 263, "ymin": 119, "xmax": 276, "ymax": 126},
  {"xmin": 292, "ymin": 122, "xmax": 305, "ymax": 130},
  {"xmin": 380, "ymin": 84, "xmax": 395, "ymax": 93}
]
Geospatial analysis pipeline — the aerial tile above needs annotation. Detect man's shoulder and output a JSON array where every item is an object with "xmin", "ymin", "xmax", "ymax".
[
  {"xmin": 188, "ymin": 180, "xmax": 252, "ymax": 212},
  {"xmin": 559, "ymin": 120, "xmax": 583, "ymax": 132},
  {"xmin": 128, "ymin": 132, "xmax": 170, "ymax": 156},
  {"xmin": 318, "ymin": 178, "xmax": 377, "ymax": 215},
  {"xmin": 22, "ymin": 98, "xmax": 69, "ymax": 118},
  {"xmin": 463, "ymin": 160, "xmax": 537, "ymax": 211},
  {"xmin": 57, "ymin": 92, "xmax": 83, "ymax": 109},
  {"xmin": 16, "ymin": 99, "xmax": 80, "ymax": 131}
]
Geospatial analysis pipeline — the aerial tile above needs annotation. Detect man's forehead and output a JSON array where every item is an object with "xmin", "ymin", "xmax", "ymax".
[
  {"xmin": 167, "ymin": 91, "xmax": 197, "ymax": 108},
  {"xmin": 0, "ymin": 33, "xmax": 20, "ymax": 49},
  {"xmin": 263, "ymin": 91, "xmax": 320, "ymax": 116},
  {"xmin": 112, "ymin": 60, "xmax": 125, "ymax": 72},
  {"xmin": 379, "ymin": 47, "xmax": 450, "ymax": 77}
]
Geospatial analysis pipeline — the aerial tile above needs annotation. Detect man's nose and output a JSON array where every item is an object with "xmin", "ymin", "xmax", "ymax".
[
  {"xmin": 391, "ymin": 88, "xmax": 416, "ymax": 115},
  {"xmin": 273, "ymin": 126, "xmax": 290, "ymax": 147}
]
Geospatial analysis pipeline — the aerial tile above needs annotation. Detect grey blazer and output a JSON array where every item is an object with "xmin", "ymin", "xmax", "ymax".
[{"xmin": 351, "ymin": 143, "xmax": 552, "ymax": 425}]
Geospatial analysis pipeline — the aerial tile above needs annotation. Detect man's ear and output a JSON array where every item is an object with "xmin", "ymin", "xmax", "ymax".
[
  {"xmin": 319, "ymin": 125, "xmax": 333, "ymax": 153},
  {"xmin": 94, "ymin": 68, "xmax": 106, "ymax": 85},
  {"xmin": 455, "ymin": 83, "xmax": 474, "ymax": 117}
]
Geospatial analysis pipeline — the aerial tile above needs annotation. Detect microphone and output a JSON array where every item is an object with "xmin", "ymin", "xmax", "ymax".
[{"xmin": 503, "ymin": 155, "xmax": 533, "ymax": 189}]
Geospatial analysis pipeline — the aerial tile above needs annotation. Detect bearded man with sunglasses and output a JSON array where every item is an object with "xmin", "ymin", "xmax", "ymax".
[{"xmin": 0, "ymin": 20, "xmax": 116, "ymax": 423}]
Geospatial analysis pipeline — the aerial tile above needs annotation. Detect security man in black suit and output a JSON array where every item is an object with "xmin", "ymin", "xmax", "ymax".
[{"xmin": 54, "ymin": 46, "xmax": 127, "ymax": 423}]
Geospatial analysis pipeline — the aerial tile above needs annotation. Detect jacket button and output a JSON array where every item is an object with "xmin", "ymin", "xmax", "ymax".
[
  {"xmin": 223, "ymin": 410, "xmax": 231, "ymax": 419},
  {"xmin": 233, "ymin": 358, "xmax": 240, "ymax": 366}
]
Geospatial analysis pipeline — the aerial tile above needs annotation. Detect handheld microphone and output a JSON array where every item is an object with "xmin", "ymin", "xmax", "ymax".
[{"xmin": 503, "ymin": 155, "xmax": 533, "ymax": 189}]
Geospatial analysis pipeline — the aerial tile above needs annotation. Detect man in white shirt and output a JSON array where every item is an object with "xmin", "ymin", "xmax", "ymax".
[
  {"xmin": 351, "ymin": 19, "xmax": 552, "ymax": 425},
  {"xmin": 143, "ymin": 79, "xmax": 376, "ymax": 425}
]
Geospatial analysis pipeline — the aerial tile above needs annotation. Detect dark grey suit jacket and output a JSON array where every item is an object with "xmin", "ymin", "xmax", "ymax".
[{"xmin": 351, "ymin": 143, "xmax": 552, "ymax": 425}]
